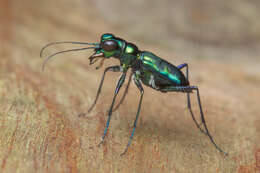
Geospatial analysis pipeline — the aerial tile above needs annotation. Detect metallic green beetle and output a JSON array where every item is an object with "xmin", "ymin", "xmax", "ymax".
[{"xmin": 41, "ymin": 33, "xmax": 227, "ymax": 156}]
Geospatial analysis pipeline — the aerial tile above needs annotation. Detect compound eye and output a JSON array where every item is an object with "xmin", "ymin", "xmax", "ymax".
[{"xmin": 101, "ymin": 40, "xmax": 118, "ymax": 51}]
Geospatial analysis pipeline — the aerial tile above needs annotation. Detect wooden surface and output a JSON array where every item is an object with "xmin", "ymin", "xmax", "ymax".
[{"xmin": 0, "ymin": 0, "xmax": 260, "ymax": 172}]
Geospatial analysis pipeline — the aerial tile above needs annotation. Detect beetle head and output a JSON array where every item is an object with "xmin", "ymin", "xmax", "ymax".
[
  {"xmin": 89, "ymin": 33, "xmax": 122, "ymax": 65},
  {"xmin": 40, "ymin": 33, "xmax": 122, "ymax": 71}
]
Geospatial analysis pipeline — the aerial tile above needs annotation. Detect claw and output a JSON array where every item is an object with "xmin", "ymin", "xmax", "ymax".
[{"xmin": 89, "ymin": 52, "xmax": 104, "ymax": 65}]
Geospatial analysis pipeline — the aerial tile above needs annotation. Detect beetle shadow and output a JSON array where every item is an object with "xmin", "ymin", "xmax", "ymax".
[{"xmin": 131, "ymin": 110, "xmax": 211, "ymax": 150}]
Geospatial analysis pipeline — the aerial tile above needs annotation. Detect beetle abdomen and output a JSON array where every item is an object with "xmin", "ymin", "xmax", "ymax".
[{"xmin": 139, "ymin": 51, "xmax": 189, "ymax": 87}]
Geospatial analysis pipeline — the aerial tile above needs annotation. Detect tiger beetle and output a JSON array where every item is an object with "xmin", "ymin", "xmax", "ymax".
[{"xmin": 40, "ymin": 33, "xmax": 228, "ymax": 156}]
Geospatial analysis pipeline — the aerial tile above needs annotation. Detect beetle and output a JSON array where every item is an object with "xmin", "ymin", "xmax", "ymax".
[{"xmin": 41, "ymin": 33, "xmax": 227, "ymax": 156}]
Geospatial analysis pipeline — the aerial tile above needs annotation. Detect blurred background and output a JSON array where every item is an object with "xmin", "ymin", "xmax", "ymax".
[
  {"xmin": 0, "ymin": 0, "xmax": 260, "ymax": 172},
  {"xmin": 3, "ymin": 0, "xmax": 260, "ymax": 59}
]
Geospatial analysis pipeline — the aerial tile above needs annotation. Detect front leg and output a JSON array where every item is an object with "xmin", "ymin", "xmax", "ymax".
[
  {"xmin": 88, "ymin": 65, "xmax": 121, "ymax": 113},
  {"xmin": 98, "ymin": 71, "xmax": 127, "ymax": 146}
]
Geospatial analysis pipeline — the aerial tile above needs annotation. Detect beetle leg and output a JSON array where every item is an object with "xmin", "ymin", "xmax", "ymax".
[
  {"xmin": 176, "ymin": 64, "xmax": 208, "ymax": 135},
  {"xmin": 177, "ymin": 63, "xmax": 187, "ymax": 70},
  {"xmin": 98, "ymin": 72, "xmax": 127, "ymax": 146},
  {"xmin": 88, "ymin": 65, "xmax": 121, "ymax": 113},
  {"xmin": 121, "ymin": 75, "xmax": 144, "ymax": 156},
  {"xmin": 160, "ymin": 86, "xmax": 227, "ymax": 155},
  {"xmin": 192, "ymin": 86, "xmax": 228, "ymax": 155},
  {"xmin": 177, "ymin": 64, "xmax": 206, "ymax": 133},
  {"xmin": 177, "ymin": 63, "xmax": 190, "ymax": 109},
  {"xmin": 160, "ymin": 86, "xmax": 206, "ymax": 134},
  {"xmin": 113, "ymin": 72, "xmax": 133, "ymax": 111}
]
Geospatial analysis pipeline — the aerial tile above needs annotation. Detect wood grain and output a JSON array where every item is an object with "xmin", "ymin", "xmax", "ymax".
[{"xmin": 0, "ymin": 0, "xmax": 260, "ymax": 172}]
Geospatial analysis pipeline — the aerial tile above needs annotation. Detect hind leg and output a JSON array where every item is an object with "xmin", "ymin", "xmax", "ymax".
[
  {"xmin": 160, "ymin": 85, "xmax": 206, "ymax": 135},
  {"xmin": 177, "ymin": 64, "xmax": 206, "ymax": 135},
  {"xmin": 176, "ymin": 64, "xmax": 206, "ymax": 134},
  {"xmin": 160, "ymin": 86, "xmax": 227, "ymax": 154},
  {"xmin": 177, "ymin": 63, "xmax": 190, "ymax": 108}
]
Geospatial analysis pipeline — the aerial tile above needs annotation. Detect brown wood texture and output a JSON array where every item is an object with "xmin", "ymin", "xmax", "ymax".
[{"xmin": 0, "ymin": 1, "xmax": 260, "ymax": 172}]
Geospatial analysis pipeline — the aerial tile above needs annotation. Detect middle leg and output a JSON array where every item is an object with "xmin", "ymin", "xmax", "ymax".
[
  {"xmin": 113, "ymin": 72, "xmax": 133, "ymax": 111},
  {"xmin": 98, "ymin": 72, "xmax": 127, "ymax": 146},
  {"xmin": 121, "ymin": 75, "xmax": 144, "ymax": 156}
]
